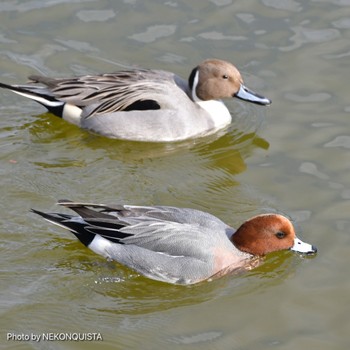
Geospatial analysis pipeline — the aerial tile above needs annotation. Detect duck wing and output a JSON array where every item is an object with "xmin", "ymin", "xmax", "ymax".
[
  {"xmin": 29, "ymin": 69, "xmax": 180, "ymax": 116},
  {"xmin": 32, "ymin": 200, "xmax": 240, "ymax": 284},
  {"xmin": 37, "ymin": 200, "xmax": 233, "ymax": 257}
]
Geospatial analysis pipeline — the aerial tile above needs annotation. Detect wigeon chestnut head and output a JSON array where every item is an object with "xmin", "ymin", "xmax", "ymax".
[
  {"xmin": 32, "ymin": 200, "xmax": 316, "ymax": 285},
  {"xmin": 0, "ymin": 59, "xmax": 270, "ymax": 142}
]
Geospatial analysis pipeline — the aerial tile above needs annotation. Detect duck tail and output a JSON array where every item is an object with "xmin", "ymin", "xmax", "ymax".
[
  {"xmin": 0, "ymin": 81, "xmax": 66, "ymax": 117},
  {"xmin": 31, "ymin": 208, "xmax": 96, "ymax": 247}
]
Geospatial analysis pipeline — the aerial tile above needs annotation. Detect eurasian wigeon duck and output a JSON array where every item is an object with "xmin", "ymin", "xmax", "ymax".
[
  {"xmin": 0, "ymin": 59, "xmax": 271, "ymax": 142},
  {"xmin": 32, "ymin": 200, "xmax": 316, "ymax": 285}
]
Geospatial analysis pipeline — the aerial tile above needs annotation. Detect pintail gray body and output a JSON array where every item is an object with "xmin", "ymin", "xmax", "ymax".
[{"xmin": 0, "ymin": 59, "xmax": 271, "ymax": 142}]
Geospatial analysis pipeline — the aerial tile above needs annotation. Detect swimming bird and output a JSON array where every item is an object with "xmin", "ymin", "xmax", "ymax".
[
  {"xmin": 0, "ymin": 59, "xmax": 271, "ymax": 142},
  {"xmin": 32, "ymin": 200, "xmax": 316, "ymax": 285}
]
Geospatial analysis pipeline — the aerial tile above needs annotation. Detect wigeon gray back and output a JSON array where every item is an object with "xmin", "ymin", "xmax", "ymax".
[{"xmin": 32, "ymin": 200, "xmax": 316, "ymax": 285}]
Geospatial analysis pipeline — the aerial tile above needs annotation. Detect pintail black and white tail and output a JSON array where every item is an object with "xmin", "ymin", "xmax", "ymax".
[
  {"xmin": 31, "ymin": 208, "xmax": 97, "ymax": 247},
  {"xmin": 0, "ymin": 81, "xmax": 68, "ymax": 116},
  {"xmin": 0, "ymin": 80, "xmax": 82, "ymax": 125},
  {"xmin": 31, "ymin": 201, "xmax": 134, "ymax": 258}
]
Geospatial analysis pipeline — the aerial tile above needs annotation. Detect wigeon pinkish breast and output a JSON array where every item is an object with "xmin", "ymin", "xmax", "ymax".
[
  {"xmin": 32, "ymin": 200, "xmax": 317, "ymax": 285},
  {"xmin": 0, "ymin": 59, "xmax": 270, "ymax": 142}
]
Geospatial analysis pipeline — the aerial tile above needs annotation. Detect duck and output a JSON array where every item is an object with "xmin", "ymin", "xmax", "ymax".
[
  {"xmin": 32, "ymin": 200, "xmax": 316, "ymax": 285},
  {"xmin": 0, "ymin": 59, "xmax": 271, "ymax": 142}
]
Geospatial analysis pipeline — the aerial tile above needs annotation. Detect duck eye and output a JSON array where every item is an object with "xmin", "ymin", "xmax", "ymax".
[
  {"xmin": 276, "ymin": 231, "xmax": 286, "ymax": 239},
  {"xmin": 222, "ymin": 74, "xmax": 229, "ymax": 79}
]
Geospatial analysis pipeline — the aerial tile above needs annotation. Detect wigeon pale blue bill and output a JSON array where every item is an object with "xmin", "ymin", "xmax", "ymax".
[
  {"xmin": 32, "ymin": 200, "xmax": 316, "ymax": 285},
  {"xmin": 0, "ymin": 59, "xmax": 271, "ymax": 142}
]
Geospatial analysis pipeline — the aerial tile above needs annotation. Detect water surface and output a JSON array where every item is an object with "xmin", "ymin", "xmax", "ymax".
[{"xmin": 0, "ymin": 1, "xmax": 349, "ymax": 349}]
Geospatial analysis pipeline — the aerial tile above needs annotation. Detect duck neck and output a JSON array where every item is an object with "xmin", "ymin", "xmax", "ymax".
[
  {"xmin": 230, "ymin": 222, "xmax": 262, "ymax": 256},
  {"xmin": 188, "ymin": 66, "xmax": 231, "ymax": 127}
]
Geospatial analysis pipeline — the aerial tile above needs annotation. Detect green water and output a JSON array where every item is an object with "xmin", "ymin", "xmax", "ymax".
[{"xmin": 0, "ymin": 1, "xmax": 349, "ymax": 349}]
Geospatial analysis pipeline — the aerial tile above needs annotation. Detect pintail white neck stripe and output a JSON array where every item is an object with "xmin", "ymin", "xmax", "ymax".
[{"xmin": 191, "ymin": 69, "xmax": 201, "ymax": 102}]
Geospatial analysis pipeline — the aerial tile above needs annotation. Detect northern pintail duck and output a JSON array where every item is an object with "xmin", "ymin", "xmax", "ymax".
[
  {"xmin": 32, "ymin": 200, "xmax": 316, "ymax": 285},
  {"xmin": 0, "ymin": 59, "xmax": 271, "ymax": 142}
]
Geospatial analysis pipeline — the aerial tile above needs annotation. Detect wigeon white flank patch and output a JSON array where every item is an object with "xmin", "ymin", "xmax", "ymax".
[{"xmin": 88, "ymin": 235, "xmax": 114, "ymax": 259}]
